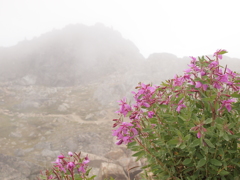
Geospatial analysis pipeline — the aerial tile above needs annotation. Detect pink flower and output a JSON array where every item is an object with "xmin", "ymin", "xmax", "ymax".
[
  {"xmin": 184, "ymin": 68, "xmax": 191, "ymax": 73},
  {"xmin": 115, "ymin": 98, "xmax": 132, "ymax": 116},
  {"xmin": 188, "ymin": 59, "xmax": 200, "ymax": 72},
  {"xmin": 116, "ymin": 139, "xmax": 123, "ymax": 145},
  {"xmin": 53, "ymin": 158, "xmax": 66, "ymax": 173},
  {"xmin": 200, "ymin": 70, "xmax": 206, "ymax": 76},
  {"xmin": 209, "ymin": 61, "xmax": 219, "ymax": 69},
  {"xmin": 195, "ymin": 81, "xmax": 202, "ymax": 88},
  {"xmin": 189, "ymin": 56, "xmax": 196, "ymax": 63},
  {"xmin": 67, "ymin": 162, "xmax": 75, "ymax": 170},
  {"xmin": 216, "ymin": 74, "xmax": 228, "ymax": 83},
  {"xmin": 53, "ymin": 158, "xmax": 61, "ymax": 164},
  {"xmin": 141, "ymin": 101, "xmax": 150, "ymax": 108},
  {"xmin": 112, "ymin": 122, "xmax": 138, "ymax": 145},
  {"xmin": 195, "ymin": 81, "xmax": 208, "ymax": 91},
  {"xmin": 57, "ymin": 154, "xmax": 65, "ymax": 159},
  {"xmin": 197, "ymin": 131, "xmax": 202, "ymax": 138},
  {"xmin": 79, "ymin": 164, "xmax": 86, "ymax": 173},
  {"xmin": 48, "ymin": 175, "xmax": 54, "ymax": 179},
  {"xmin": 173, "ymin": 75, "xmax": 185, "ymax": 86},
  {"xmin": 213, "ymin": 81, "xmax": 222, "ymax": 89},
  {"xmin": 218, "ymin": 99, "xmax": 236, "ymax": 112},
  {"xmin": 226, "ymin": 68, "xmax": 237, "ymax": 78},
  {"xmin": 141, "ymin": 83, "xmax": 156, "ymax": 93},
  {"xmin": 213, "ymin": 49, "xmax": 228, "ymax": 59},
  {"xmin": 68, "ymin": 151, "xmax": 73, "ymax": 157},
  {"xmin": 131, "ymin": 128, "xmax": 138, "ymax": 136},
  {"xmin": 176, "ymin": 98, "xmax": 186, "ymax": 113},
  {"xmin": 83, "ymin": 155, "xmax": 90, "ymax": 164},
  {"xmin": 190, "ymin": 124, "xmax": 207, "ymax": 138},
  {"xmin": 147, "ymin": 111, "xmax": 155, "ymax": 118}
]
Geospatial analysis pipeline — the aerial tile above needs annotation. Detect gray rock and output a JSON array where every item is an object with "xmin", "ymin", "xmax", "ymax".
[
  {"xmin": 85, "ymin": 113, "xmax": 94, "ymax": 120},
  {"xmin": 14, "ymin": 148, "xmax": 25, "ymax": 157},
  {"xmin": 41, "ymin": 149, "xmax": 60, "ymax": 158},
  {"xmin": 104, "ymin": 148, "xmax": 125, "ymax": 160},
  {"xmin": 57, "ymin": 103, "xmax": 69, "ymax": 112},
  {"xmin": 97, "ymin": 162, "xmax": 128, "ymax": 180},
  {"xmin": 0, "ymin": 162, "xmax": 26, "ymax": 180},
  {"xmin": 9, "ymin": 131, "xmax": 22, "ymax": 138},
  {"xmin": 15, "ymin": 161, "xmax": 31, "ymax": 177},
  {"xmin": 34, "ymin": 142, "xmax": 51, "ymax": 150},
  {"xmin": 0, "ymin": 153, "xmax": 42, "ymax": 180}
]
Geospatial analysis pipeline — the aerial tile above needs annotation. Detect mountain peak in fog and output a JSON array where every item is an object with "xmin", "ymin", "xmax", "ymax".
[{"xmin": 0, "ymin": 23, "xmax": 144, "ymax": 86}]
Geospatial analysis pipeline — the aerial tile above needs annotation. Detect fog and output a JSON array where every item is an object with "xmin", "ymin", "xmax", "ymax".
[
  {"xmin": 1, "ymin": 1, "xmax": 240, "ymax": 179},
  {"xmin": 1, "ymin": 0, "xmax": 240, "ymax": 59}
]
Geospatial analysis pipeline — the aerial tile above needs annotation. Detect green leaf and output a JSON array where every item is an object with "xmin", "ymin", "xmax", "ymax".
[
  {"xmin": 218, "ymin": 50, "xmax": 228, "ymax": 55},
  {"xmin": 190, "ymin": 139, "xmax": 200, "ymax": 147},
  {"xmin": 168, "ymin": 139, "xmax": 179, "ymax": 146},
  {"xmin": 210, "ymin": 159, "xmax": 222, "ymax": 166},
  {"xmin": 127, "ymin": 141, "xmax": 137, "ymax": 148},
  {"xmin": 183, "ymin": 167, "xmax": 194, "ymax": 174},
  {"xmin": 180, "ymin": 144, "xmax": 186, "ymax": 149},
  {"xmin": 129, "ymin": 145, "xmax": 141, "ymax": 151},
  {"xmin": 231, "ymin": 92, "xmax": 240, "ymax": 98},
  {"xmin": 204, "ymin": 118, "xmax": 212, "ymax": 124},
  {"xmin": 175, "ymin": 129, "xmax": 183, "ymax": 137},
  {"xmin": 234, "ymin": 168, "xmax": 240, "ymax": 179},
  {"xmin": 228, "ymin": 150, "xmax": 237, "ymax": 154},
  {"xmin": 228, "ymin": 123, "xmax": 235, "ymax": 129},
  {"xmin": 88, "ymin": 175, "xmax": 97, "ymax": 180},
  {"xmin": 223, "ymin": 133, "xmax": 229, "ymax": 141},
  {"xmin": 219, "ymin": 170, "xmax": 230, "ymax": 176},
  {"xmin": 197, "ymin": 159, "xmax": 206, "ymax": 168},
  {"xmin": 149, "ymin": 118, "xmax": 158, "ymax": 124},
  {"xmin": 204, "ymin": 139, "xmax": 215, "ymax": 148},
  {"xmin": 156, "ymin": 141, "xmax": 165, "ymax": 146},
  {"xmin": 182, "ymin": 158, "xmax": 192, "ymax": 165},
  {"xmin": 143, "ymin": 128, "xmax": 153, "ymax": 133},
  {"xmin": 184, "ymin": 134, "xmax": 191, "ymax": 141},
  {"xmin": 132, "ymin": 150, "xmax": 145, "ymax": 157},
  {"xmin": 178, "ymin": 115, "xmax": 186, "ymax": 121}
]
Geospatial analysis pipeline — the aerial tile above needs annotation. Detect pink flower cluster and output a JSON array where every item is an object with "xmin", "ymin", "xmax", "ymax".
[
  {"xmin": 113, "ymin": 49, "xmax": 240, "ymax": 143},
  {"xmin": 190, "ymin": 123, "xmax": 207, "ymax": 138},
  {"xmin": 112, "ymin": 122, "xmax": 138, "ymax": 145},
  {"xmin": 113, "ymin": 83, "xmax": 160, "ymax": 145},
  {"xmin": 51, "ymin": 152, "xmax": 90, "ymax": 178}
]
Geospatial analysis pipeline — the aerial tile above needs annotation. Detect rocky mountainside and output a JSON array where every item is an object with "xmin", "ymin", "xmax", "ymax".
[{"xmin": 1, "ymin": 23, "xmax": 240, "ymax": 179}]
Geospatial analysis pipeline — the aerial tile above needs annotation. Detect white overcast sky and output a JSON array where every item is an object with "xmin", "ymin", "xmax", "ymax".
[{"xmin": 0, "ymin": 0, "xmax": 239, "ymax": 58}]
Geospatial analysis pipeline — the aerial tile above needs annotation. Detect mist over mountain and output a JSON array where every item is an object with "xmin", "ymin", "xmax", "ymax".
[
  {"xmin": 0, "ymin": 23, "xmax": 144, "ymax": 86},
  {"xmin": 1, "ymin": 23, "xmax": 239, "ymax": 88}
]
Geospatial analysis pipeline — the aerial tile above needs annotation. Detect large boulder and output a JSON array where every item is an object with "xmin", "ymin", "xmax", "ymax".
[{"xmin": 97, "ymin": 162, "xmax": 128, "ymax": 180}]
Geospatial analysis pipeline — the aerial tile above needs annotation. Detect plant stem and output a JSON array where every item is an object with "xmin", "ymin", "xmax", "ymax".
[{"xmin": 134, "ymin": 137, "xmax": 172, "ymax": 176}]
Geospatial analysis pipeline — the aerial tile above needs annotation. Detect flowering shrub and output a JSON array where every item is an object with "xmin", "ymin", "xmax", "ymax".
[
  {"xmin": 113, "ymin": 50, "xmax": 240, "ymax": 179},
  {"xmin": 38, "ymin": 152, "xmax": 95, "ymax": 180}
]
